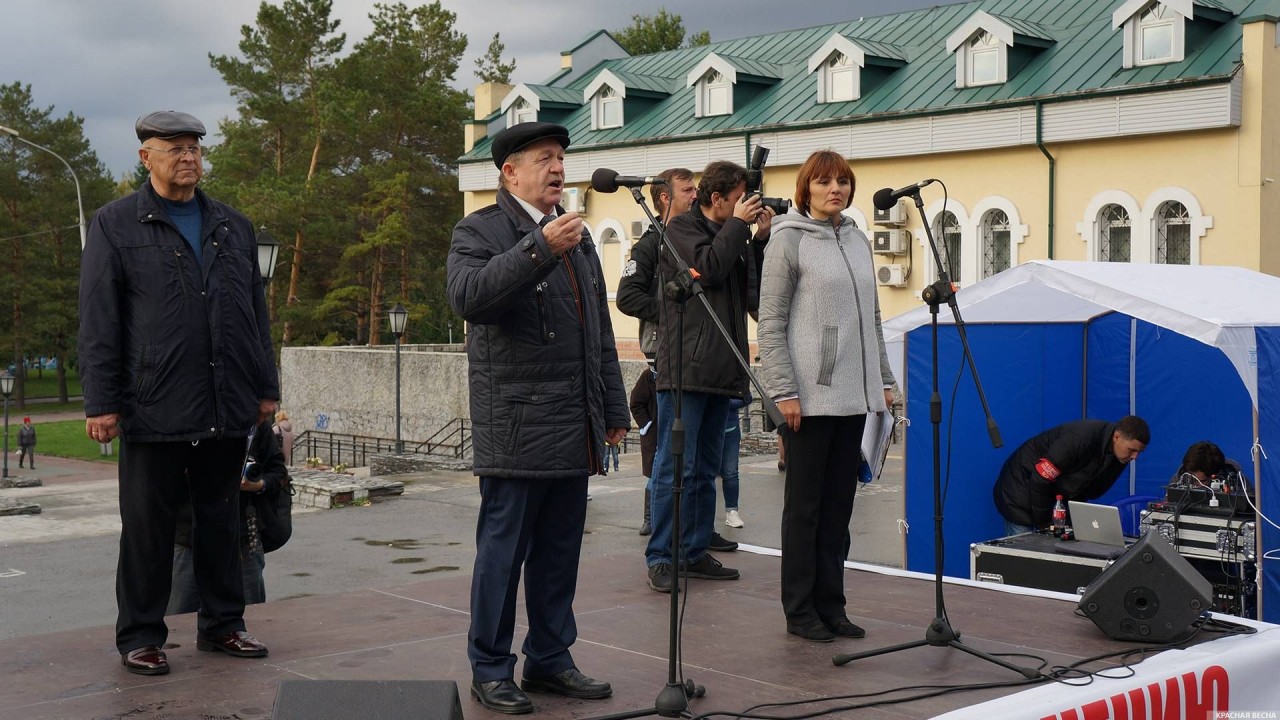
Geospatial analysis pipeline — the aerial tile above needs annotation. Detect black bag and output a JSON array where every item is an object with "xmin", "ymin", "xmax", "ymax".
[{"xmin": 255, "ymin": 479, "xmax": 294, "ymax": 553}]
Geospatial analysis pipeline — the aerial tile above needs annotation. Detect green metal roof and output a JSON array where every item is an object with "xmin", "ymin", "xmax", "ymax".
[
  {"xmin": 521, "ymin": 84, "xmax": 582, "ymax": 107},
  {"xmin": 847, "ymin": 37, "xmax": 909, "ymax": 63},
  {"xmin": 710, "ymin": 53, "xmax": 785, "ymax": 81},
  {"xmin": 987, "ymin": 13, "xmax": 1058, "ymax": 43},
  {"xmin": 607, "ymin": 69, "xmax": 681, "ymax": 95},
  {"xmin": 463, "ymin": 0, "xmax": 1262, "ymax": 164}
]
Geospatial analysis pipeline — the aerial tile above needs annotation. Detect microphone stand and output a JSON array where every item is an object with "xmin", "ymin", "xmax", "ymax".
[
  {"xmin": 832, "ymin": 190, "xmax": 1037, "ymax": 680},
  {"xmin": 588, "ymin": 188, "xmax": 783, "ymax": 720}
]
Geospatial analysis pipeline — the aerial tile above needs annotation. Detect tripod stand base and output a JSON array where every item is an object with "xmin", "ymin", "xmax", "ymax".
[
  {"xmin": 832, "ymin": 618, "xmax": 1040, "ymax": 679},
  {"xmin": 585, "ymin": 680, "xmax": 703, "ymax": 720}
]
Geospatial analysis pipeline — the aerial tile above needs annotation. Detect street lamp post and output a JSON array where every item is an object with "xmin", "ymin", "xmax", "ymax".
[
  {"xmin": 0, "ymin": 125, "xmax": 86, "ymax": 249},
  {"xmin": 448, "ymin": 319, "xmax": 453, "ymax": 345},
  {"xmin": 388, "ymin": 304, "xmax": 409, "ymax": 453},
  {"xmin": 1, "ymin": 373, "xmax": 13, "ymax": 480}
]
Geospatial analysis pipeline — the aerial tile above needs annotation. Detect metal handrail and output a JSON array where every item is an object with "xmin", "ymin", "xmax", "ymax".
[
  {"xmin": 408, "ymin": 418, "xmax": 472, "ymax": 458},
  {"xmin": 291, "ymin": 430, "xmax": 400, "ymax": 468}
]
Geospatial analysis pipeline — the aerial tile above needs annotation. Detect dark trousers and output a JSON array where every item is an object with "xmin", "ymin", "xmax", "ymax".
[
  {"xmin": 116, "ymin": 439, "xmax": 246, "ymax": 653},
  {"xmin": 468, "ymin": 475, "xmax": 588, "ymax": 682},
  {"xmin": 17, "ymin": 446, "xmax": 33, "ymax": 467},
  {"xmin": 780, "ymin": 414, "xmax": 866, "ymax": 628}
]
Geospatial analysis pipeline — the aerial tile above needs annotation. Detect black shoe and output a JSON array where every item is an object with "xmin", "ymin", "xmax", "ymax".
[
  {"xmin": 471, "ymin": 679, "xmax": 533, "ymax": 715},
  {"xmin": 680, "ymin": 553, "xmax": 739, "ymax": 580},
  {"xmin": 647, "ymin": 562, "xmax": 673, "ymax": 593},
  {"xmin": 787, "ymin": 622, "xmax": 835, "ymax": 643},
  {"xmin": 522, "ymin": 667, "xmax": 612, "ymax": 699},
  {"xmin": 638, "ymin": 520, "xmax": 652, "ymax": 536},
  {"xmin": 826, "ymin": 618, "xmax": 866, "ymax": 638},
  {"xmin": 708, "ymin": 532, "xmax": 738, "ymax": 552}
]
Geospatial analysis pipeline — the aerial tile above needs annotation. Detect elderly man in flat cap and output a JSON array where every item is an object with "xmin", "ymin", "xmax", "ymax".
[
  {"xmin": 78, "ymin": 111, "xmax": 279, "ymax": 676},
  {"xmin": 447, "ymin": 121, "xmax": 629, "ymax": 714}
]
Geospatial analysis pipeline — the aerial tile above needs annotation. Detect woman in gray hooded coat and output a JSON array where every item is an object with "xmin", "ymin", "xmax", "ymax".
[{"xmin": 758, "ymin": 150, "xmax": 895, "ymax": 643}]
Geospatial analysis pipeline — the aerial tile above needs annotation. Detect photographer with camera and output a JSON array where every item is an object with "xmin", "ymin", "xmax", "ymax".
[{"xmin": 643, "ymin": 160, "xmax": 774, "ymax": 593}]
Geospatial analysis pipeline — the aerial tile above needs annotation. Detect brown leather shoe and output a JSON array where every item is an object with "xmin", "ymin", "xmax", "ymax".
[
  {"xmin": 196, "ymin": 630, "xmax": 268, "ymax": 658},
  {"xmin": 122, "ymin": 645, "xmax": 169, "ymax": 675}
]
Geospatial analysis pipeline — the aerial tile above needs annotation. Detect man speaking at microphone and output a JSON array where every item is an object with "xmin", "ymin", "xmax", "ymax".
[
  {"xmin": 448, "ymin": 121, "xmax": 629, "ymax": 714},
  {"xmin": 643, "ymin": 160, "xmax": 774, "ymax": 593}
]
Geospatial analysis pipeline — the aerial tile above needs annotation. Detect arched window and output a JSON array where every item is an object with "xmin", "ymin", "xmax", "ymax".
[
  {"xmin": 981, "ymin": 209, "xmax": 1011, "ymax": 278},
  {"xmin": 932, "ymin": 211, "xmax": 962, "ymax": 281},
  {"xmin": 1155, "ymin": 201, "xmax": 1191, "ymax": 265},
  {"xmin": 1098, "ymin": 204, "xmax": 1131, "ymax": 262}
]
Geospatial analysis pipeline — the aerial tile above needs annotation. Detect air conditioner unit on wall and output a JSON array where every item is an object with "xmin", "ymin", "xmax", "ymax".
[
  {"xmin": 872, "ymin": 229, "xmax": 908, "ymax": 255},
  {"xmin": 873, "ymin": 201, "xmax": 907, "ymax": 226},
  {"xmin": 563, "ymin": 187, "xmax": 584, "ymax": 213},
  {"xmin": 877, "ymin": 264, "xmax": 908, "ymax": 288},
  {"xmin": 630, "ymin": 220, "xmax": 646, "ymax": 239}
]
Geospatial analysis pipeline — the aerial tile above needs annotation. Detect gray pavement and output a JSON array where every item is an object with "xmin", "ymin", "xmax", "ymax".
[{"xmin": 0, "ymin": 441, "xmax": 905, "ymax": 641}]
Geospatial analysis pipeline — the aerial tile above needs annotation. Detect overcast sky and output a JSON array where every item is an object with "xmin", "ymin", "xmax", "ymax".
[{"xmin": 0, "ymin": 0, "xmax": 964, "ymax": 177}]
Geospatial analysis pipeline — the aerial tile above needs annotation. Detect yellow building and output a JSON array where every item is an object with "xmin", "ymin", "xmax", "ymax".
[{"xmin": 458, "ymin": 1, "xmax": 1280, "ymax": 352}]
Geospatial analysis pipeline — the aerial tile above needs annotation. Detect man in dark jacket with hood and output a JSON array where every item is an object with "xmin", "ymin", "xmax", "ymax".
[
  {"xmin": 993, "ymin": 415, "xmax": 1149, "ymax": 535},
  {"xmin": 447, "ymin": 121, "xmax": 629, "ymax": 715},
  {"xmin": 643, "ymin": 160, "xmax": 772, "ymax": 593},
  {"xmin": 78, "ymin": 111, "xmax": 278, "ymax": 677}
]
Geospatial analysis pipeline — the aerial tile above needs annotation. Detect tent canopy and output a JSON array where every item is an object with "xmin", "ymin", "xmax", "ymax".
[
  {"xmin": 882, "ymin": 260, "xmax": 1280, "ymax": 621},
  {"xmin": 883, "ymin": 260, "xmax": 1280, "ymax": 403}
]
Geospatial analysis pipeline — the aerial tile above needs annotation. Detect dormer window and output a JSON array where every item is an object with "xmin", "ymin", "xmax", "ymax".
[
  {"xmin": 595, "ymin": 86, "xmax": 622, "ymax": 129},
  {"xmin": 701, "ymin": 70, "xmax": 731, "ymax": 116},
  {"xmin": 508, "ymin": 98, "xmax": 535, "ymax": 126},
  {"xmin": 826, "ymin": 54, "xmax": 857, "ymax": 103},
  {"xmin": 967, "ymin": 31, "xmax": 1003, "ymax": 86},
  {"xmin": 1137, "ymin": 3, "xmax": 1179, "ymax": 64},
  {"xmin": 1111, "ymin": 0, "xmax": 1228, "ymax": 69}
]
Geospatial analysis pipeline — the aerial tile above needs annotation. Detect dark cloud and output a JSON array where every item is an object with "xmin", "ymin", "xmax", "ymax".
[{"xmin": 1, "ymin": 0, "xmax": 963, "ymax": 177}]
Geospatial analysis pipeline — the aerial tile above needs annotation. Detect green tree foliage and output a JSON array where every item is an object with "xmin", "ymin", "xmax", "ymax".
[
  {"xmin": 612, "ymin": 9, "xmax": 711, "ymax": 55},
  {"xmin": 0, "ymin": 83, "xmax": 115, "ymax": 406},
  {"xmin": 204, "ymin": 0, "xmax": 469, "ymax": 349},
  {"xmin": 474, "ymin": 33, "xmax": 516, "ymax": 84}
]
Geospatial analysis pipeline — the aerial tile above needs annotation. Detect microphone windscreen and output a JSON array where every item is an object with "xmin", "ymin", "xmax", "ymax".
[
  {"xmin": 872, "ymin": 187, "xmax": 896, "ymax": 211},
  {"xmin": 591, "ymin": 168, "xmax": 620, "ymax": 194}
]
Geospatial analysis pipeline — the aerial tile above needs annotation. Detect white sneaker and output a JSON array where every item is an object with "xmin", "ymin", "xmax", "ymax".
[{"xmin": 724, "ymin": 509, "xmax": 744, "ymax": 528}]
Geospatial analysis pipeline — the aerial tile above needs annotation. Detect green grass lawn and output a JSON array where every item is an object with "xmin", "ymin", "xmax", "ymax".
[
  {"xmin": 16, "ymin": 369, "xmax": 81, "ymax": 399},
  {"xmin": 4, "ymin": 418, "xmax": 116, "ymax": 464}
]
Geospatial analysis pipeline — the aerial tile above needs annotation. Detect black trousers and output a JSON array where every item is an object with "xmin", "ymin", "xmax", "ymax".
[
  {"xmin": 116, "ymin": 438, "xmax": 246, "ymax": 653},
  {"xmin": 780, "ymin": 414, "xmax": 866, "ymax": 628},
  {"xmin": 468, "ymin": 475, "xmax": 588, "ymax": 682}
]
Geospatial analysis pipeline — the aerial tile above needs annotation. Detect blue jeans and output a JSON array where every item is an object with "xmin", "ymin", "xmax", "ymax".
[
  {"xmin": 645, "ymin": 390, "xmax": 729, "ymax": 567},
  {"xmin": 607, "ymin": 443, "xmax": 620, "ymax": 471},
  {"xmin": 1004, "ymin": 520, "xmax": 1037, "ymax": 537},
  {"xmin": 720, "ymin": 425, "xmax": 740, "ymax": 509}
]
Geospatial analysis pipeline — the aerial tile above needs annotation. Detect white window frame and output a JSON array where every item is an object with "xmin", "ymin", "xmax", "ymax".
[
  {"xmin": 966, "ymin": 31, "xmax": 1005, "ymax": 87},
  {"xmin": 1115, "ymin": 1, "xmax": 1187, "ymax": 69},
  {"xmin": 701, "ymin": 70, "xmax": 731, "ymax": 117},
  {"xmin": 507, "ymin": 97, "xmax": 535, "ymax": 126},
  {"xmin": 922, "ymin": 199, "xmax": 973, "ymax": 286},
  {"xmin": 969, "ymin": 197, "xmax": 1027, "ymax": 279},
  {"xmin": 593, "ymin": 86, "xmax": 623, "ymax": 130},
  {"xmin": 1143, "ymin": 186, "xmax": 1211, "ymax": 265},
  {"xmin": 1098, "ymin": 204, "xmax": 1134, "ymax": 263},
  {"xmin": 1077, "ymin": 190, "xmax": 1142, "ymax": 263},
  {"xmin": 825, "ymin": 53, "xmax": 858, "ymax": 103},
  {"xmin": 1136, "ymin": 3, "xmax": 1182, "ymax": 65}
]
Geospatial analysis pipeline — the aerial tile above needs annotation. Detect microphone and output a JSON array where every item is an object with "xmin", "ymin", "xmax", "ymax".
[
  {"xmin": 872, "ymin": 179, "xmax": 936, "ymax": 211},
  {"xmin": 590, "ymin": 168, "xmax": 667, "ymax": 193}
]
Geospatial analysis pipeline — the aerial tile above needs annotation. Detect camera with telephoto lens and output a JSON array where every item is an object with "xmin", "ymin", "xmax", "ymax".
[{"xmin": 746, "ymin": 146, "xmax": 791, "ymax": 216}]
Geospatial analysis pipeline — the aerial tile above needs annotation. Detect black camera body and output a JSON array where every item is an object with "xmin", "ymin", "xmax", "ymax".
[{"xmin": 746, "ymin": 146, "xmax": 791, "ymax": 216}]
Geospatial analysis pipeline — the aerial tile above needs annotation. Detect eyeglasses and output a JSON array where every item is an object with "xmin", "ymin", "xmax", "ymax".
[{"xmin": 144, "ymin": 145, "xmax": 202, "ymax": 158}]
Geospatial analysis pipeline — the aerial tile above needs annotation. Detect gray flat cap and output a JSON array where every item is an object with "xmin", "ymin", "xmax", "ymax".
[{"xmin": 135, "ymin": 111, "xmax": 206, "ymax": 142}]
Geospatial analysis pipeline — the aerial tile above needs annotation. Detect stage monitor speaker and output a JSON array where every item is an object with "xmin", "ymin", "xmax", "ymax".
[
  {"xmin": 1077, "ymin": 532, "xmax": 1212, "ymax": 643},
  {"xmin": 272, "ymin": 680, "xmax": 463, "ymax": 720}
]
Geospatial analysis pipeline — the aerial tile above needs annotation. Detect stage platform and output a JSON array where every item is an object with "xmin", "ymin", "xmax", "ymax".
[{"xmin": 2, "ymin": 549, "xmax": 1275, "ymax": 719}]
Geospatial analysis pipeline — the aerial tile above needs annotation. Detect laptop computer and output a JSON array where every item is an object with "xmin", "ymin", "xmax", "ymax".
[{"xmin": 1053, "ymin": 501, "xmax": 1131, "ymax": 560}]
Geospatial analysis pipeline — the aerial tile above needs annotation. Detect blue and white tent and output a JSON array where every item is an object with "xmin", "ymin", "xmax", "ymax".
[{"xmin": 881, "ymin": 260, "xmax": 1280, "ymax": 620}]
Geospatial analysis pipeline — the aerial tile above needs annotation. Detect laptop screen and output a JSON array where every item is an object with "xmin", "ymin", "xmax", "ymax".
[{"xmin": 1068, "ymin": 501, "xmax": 1126, "ymax": 546}]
